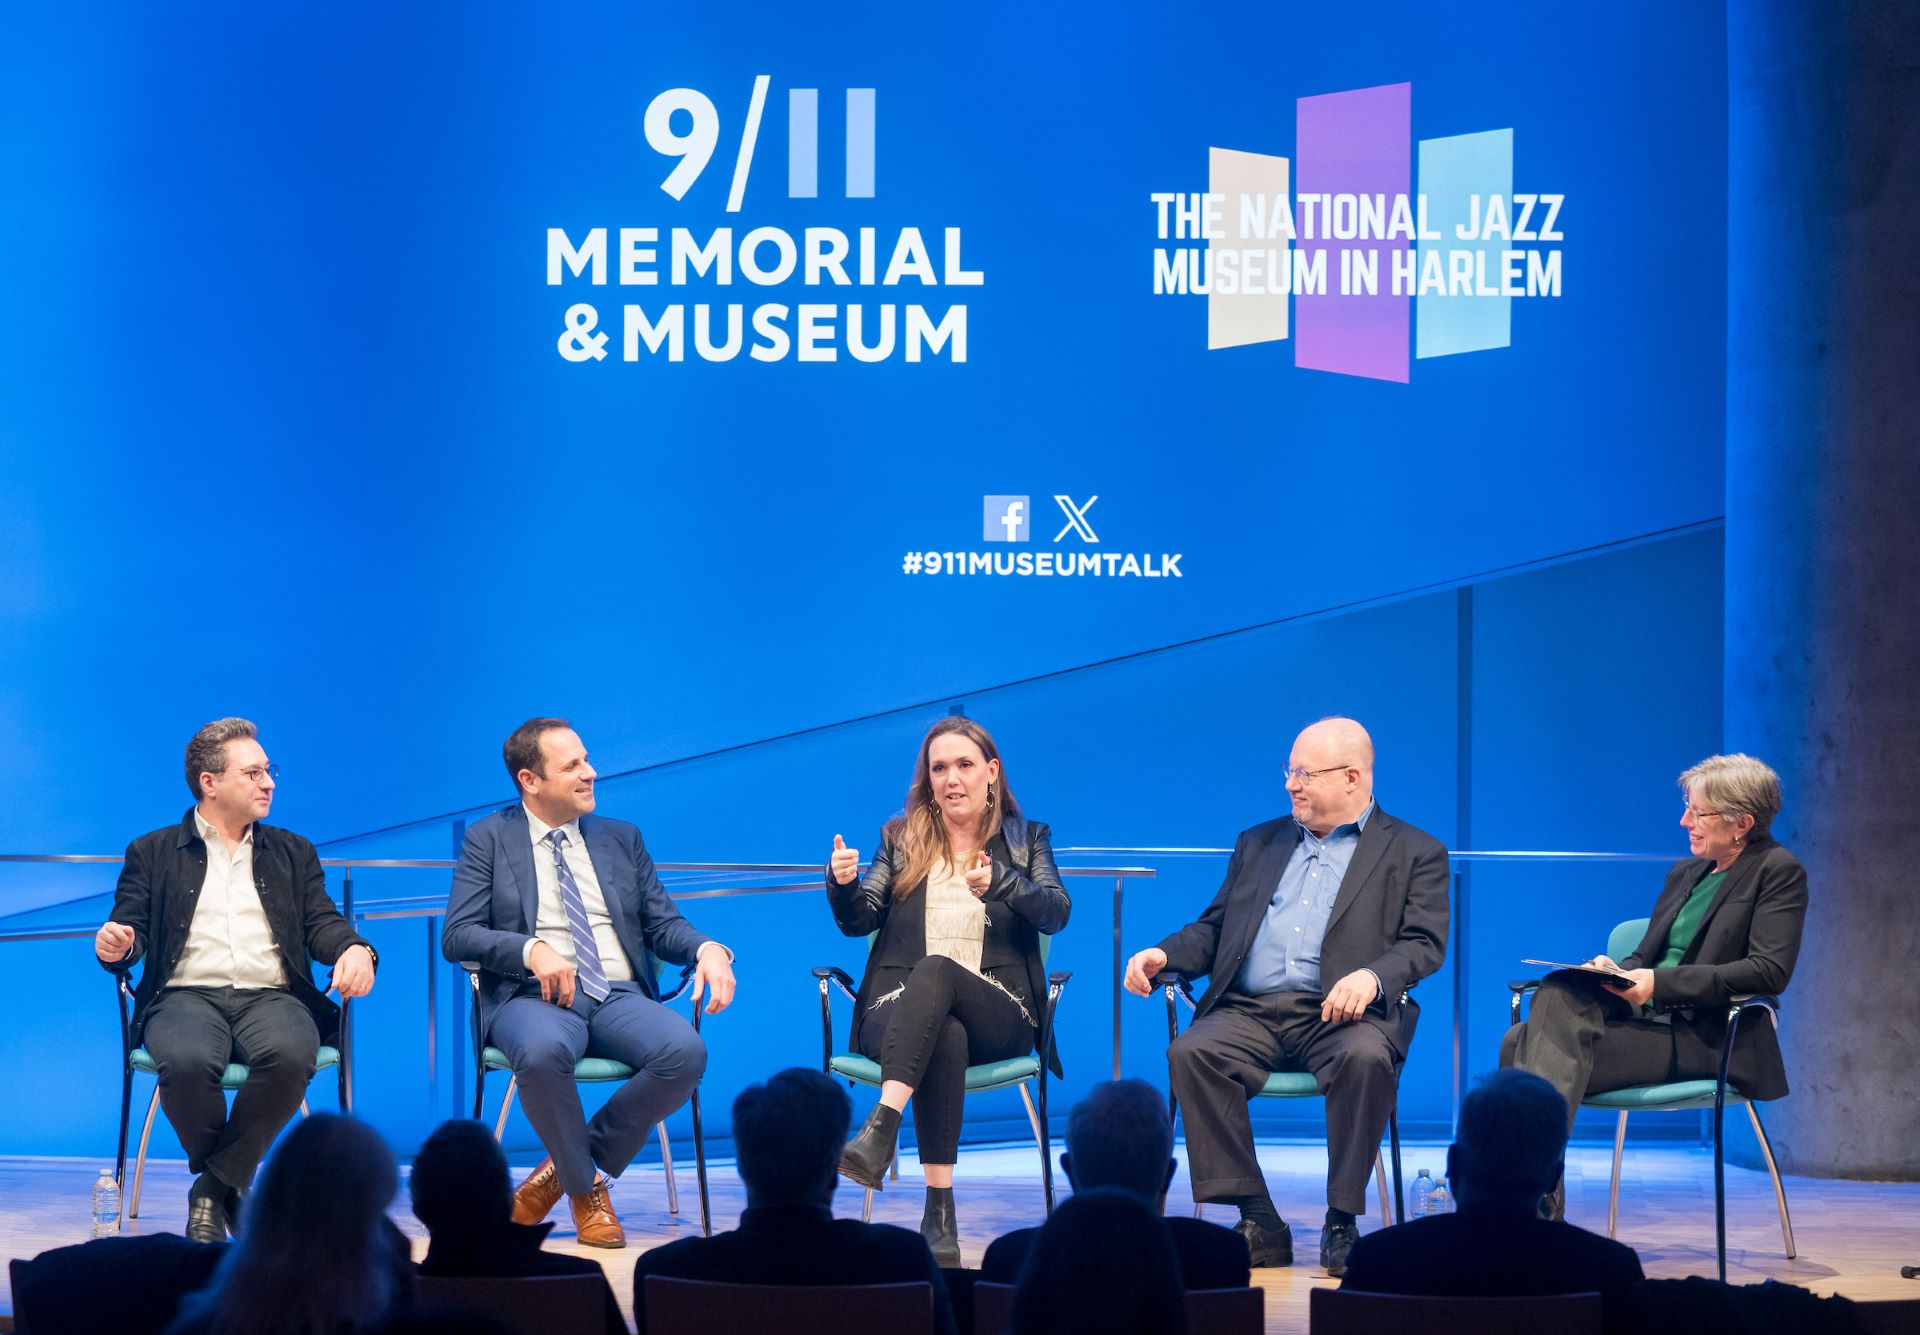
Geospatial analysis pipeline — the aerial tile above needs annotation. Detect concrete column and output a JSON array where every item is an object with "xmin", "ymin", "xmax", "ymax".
[{"xmin": 1724, "ymin": 1, "xmax": 1920, "ymax": 1178}]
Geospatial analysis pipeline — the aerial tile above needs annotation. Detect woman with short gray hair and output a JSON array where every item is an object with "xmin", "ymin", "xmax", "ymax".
[{"xmin": 1499, "ymin": 753, "xmax": 1809, "ymax": 1217}]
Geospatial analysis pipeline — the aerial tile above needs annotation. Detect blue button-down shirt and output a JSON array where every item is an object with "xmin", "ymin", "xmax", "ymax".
[{"xmin": 1234, "ymin": 802, "xmax": 1375, "ymax": 996}]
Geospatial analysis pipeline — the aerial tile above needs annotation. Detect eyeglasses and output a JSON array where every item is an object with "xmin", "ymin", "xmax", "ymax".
[
  {"xmin": 1681, "ymin": 803, "xmax": 1725, "ymax": 822},
  {"xmin": 1283, "ymin": 764, "xmax": 1351, "ymax": 784},
  {"xmin": 235, "ymin": 764, "xmax": 280, "ymax": 786}
]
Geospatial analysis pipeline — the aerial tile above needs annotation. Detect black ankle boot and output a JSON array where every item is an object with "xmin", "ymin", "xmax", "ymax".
[
  {"xmin": 921, "ymin": 1186, "xmax": 960, "ymax": 1267},
  {"xmin": 839, "ymin": 1103, "xmax": 902, "ymax": 1190}
]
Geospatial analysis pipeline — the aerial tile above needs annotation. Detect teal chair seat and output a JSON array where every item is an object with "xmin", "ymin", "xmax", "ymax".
[
  {"xmin": 1163, "ymin": 976, "xmax": 1405, "ymax": 1229},
  {"xmin": 815, "ymin": 934, "xmax": 1071, "ymax": 1220},
  {"xmin": 465, "ymin": 958, "xmax": 711, "ymax": 1235},
  {"xmin": 129, "ymin": 1045, "xmax": 341, "ymax": 1087},
  {"xmin": 828, "ymin": 1053, "xmax": 1042, "ymax": 1093},
  {"xmin": 1510, "ymin": 916, "xmax": 1795, "ymax": 1281}
]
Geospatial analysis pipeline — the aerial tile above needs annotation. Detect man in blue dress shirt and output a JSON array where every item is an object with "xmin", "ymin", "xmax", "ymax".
[{"xmin": 1125, "ymin": 718, "xmax": 1451, "ymax": 1277}]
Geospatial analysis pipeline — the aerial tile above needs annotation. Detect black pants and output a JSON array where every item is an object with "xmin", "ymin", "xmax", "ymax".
[
  {"xmin": 1169, "ymin": 990, "xmax": 1400, "ymax": 1215},
  {"xmin": 142, "ymin": 986, "xmax": 320, "ymax": 1190},
  {"xmin": 1500, "ymin": 971, "xmax": 1682, "ymax": 1131},
  {"xmin": 856, "ymin": 955, "xmax": 1034, "ymax": 1165}
]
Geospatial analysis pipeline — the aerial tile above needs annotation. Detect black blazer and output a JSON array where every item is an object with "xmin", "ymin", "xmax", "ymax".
[
  {"xmin": 825, "ymin": 815, "xmax": 1070, "ymax": 1076},
  {"xmin": 632, "ymin": 1203, "xmax": 958, "ymax": 1335},
  {"xmin": 101, "ymin": 811, "xmax": 372, "ymax": 1044},
  {"xmin": 1620, "ymin": 835, "xmax": 1807, "ymax": 1101},
  {"xmin": 980, "ymin": 1214, "xmax": 1250, "ymax": 1290},
  {"xmin": 1340, "ymin": 1205, "xmax": 1645, "ymax": 1335},
  {"xmin": 1154, "ymin": 807, "xmax": 1450, "ymax": 1056}
]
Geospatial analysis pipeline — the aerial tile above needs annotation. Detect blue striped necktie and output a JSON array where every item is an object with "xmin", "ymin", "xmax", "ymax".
[{"xmin": 547, "ymin": 829, "xmax": 610, "ymax": 1002}]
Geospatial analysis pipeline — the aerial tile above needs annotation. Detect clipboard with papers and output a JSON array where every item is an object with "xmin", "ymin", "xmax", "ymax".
[{"xmin": 1521, "ymin": 958, "xmax": 1634, "ymax": 981}]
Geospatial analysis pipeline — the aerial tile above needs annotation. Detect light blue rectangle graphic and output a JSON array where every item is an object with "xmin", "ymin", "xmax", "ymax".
[
  {"xmin": 846, "ymin": 88, "xmax": 875, "ymax": 198},
  {"xmin": 983, "ymin": 495, "xmax": 1029, "ymax": 542},
  {"xmin": 1417, "ymin": 128, "xmax": 1513, "ymax": 359},
  {"xmin": 788, "ymin": 88, "xmax": 818, "ymax": 198}
]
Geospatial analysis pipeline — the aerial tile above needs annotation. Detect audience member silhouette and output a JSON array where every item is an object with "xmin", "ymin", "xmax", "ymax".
[
  {"xmin": 1339, "ymin": 1068, "xmax": 1644, "ymax": 1335},
  {"xmin": 631, "ymin": 1067, "xmax": 957, "ymax": 1335},
  {"xmin": 164, "ymin": 1113, "xmax": 413, "ymax": 1335},
  {"xmin": 10, "ymin": 1231, "xmax": 225, "ymax": 1335},
  {"xmin": 981, "ymin": 1079, "xmax": 1248, "ymax": 1289},
  {"xmin": 409, "ymin": 1118, "xmax": 625, "ymax": 1335},
  {"xmin": 1009, "ymin": 1188, "xmax": 1187, "ymax": 1335}
]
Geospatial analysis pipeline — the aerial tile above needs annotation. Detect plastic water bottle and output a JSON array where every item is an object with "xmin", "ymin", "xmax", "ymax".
[
  {"xmin": 1429, "ymin": 1178, "xmax": 1453, "ymax": 1215},
  {"xmin": 91, "ymin": 1169, "xmax": 121, "ymax": 1238},
  {"xmin": 1410, "ymin": 1167, "xmax": 1435, "ymax": 1218}
]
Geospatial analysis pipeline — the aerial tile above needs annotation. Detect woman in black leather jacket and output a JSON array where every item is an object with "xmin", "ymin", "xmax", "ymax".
[{"xmin": 826, "ymin": 716, "xmax": 1070, "ymax": 1265}]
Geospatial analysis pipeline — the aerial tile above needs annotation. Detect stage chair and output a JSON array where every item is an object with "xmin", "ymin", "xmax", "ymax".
[
  {"xmin": 465, "ymin": 954, "xmax": 712, "ymax": 1236},
  {"xmin": 813, "ymin": 934, "xmax": 1071, "ymax": 1219},
  {"xmin": 1309, "ymin": 1287, "xmax": 1602, "ymax": 1333},
  {"xmin": 644, "ymin": 1276, "xmax": 935, "ymax": 1335},
  {"xmin": 114, "ymin": 973, "xmax": 351, "ymax": 1220},
  {"xmin": 1509, "ymin": 916, "xmax": 1795, "ymax": 1282},
  {"xmin": 972, "ymin": 1281, "xmax": 1263, "ymax": 1335},
  {"xmin": 417, "ymin": 1273, "xmax": 606, "ymax": 1335},
  {"xmin": 1162, "ymin": 973, "xmax": 1405, "ymax": 1229}
]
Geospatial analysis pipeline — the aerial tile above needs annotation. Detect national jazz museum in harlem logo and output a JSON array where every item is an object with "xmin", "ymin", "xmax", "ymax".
[{"xmin": 1149, "ymin": 82, "xmax": 1567, "ymax": 384}]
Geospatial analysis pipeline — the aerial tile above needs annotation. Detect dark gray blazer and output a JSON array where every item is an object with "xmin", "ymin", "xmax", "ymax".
[
  {"xmin": 442, "ymin": 804, "xmax": 713, "ymax": 1038},
  {"xmin": 1153, "ymin": 807, "xmax": 1451, "ymax": 1057}
]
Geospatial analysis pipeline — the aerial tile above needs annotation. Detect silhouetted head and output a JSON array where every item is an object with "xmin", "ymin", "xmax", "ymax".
[
  {"xmin": 1448, "ymin": 1069, "xmax": 1569, "ymax": 1207},
  {"xmin": 409, "ymin": 1119, "xmax": 512, "ymax": 1237},
  {"xmin": 1060, "ymin": 1079, "xmax": 1177, "ymax": 1208},
  {"xmin": 732, "ymin": 1068, "xmax": 852, "ymax": 1208}
]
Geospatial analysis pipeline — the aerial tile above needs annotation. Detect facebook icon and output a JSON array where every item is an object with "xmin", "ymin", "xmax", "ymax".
[{"xmin": 983, "ymin": 495, "xmax": 1030, "ymax": 542}]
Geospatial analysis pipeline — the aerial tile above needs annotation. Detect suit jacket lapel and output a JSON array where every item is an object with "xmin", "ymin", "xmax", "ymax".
[
  {"xmin": 1219, "ymin": 822, "xmax": 1298, "ymax": 968},
  {"xmin": 1683, "ymin": 839, "xmax": 1771, "ymax": 960},
  {"xmin": 502, "ymin": 807, "xmax": 539, "ymax": 935},
  {"xmin": 581, "ymin": 816, "xmax": 647, "ymax": 973},
  {"xmin": 1325, "ymin": 809, "xmax": 1394, "ymax": 937}
]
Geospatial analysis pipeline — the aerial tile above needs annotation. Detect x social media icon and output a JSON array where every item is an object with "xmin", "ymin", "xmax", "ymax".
[
  {"xmin": 1052, "ymin": 495, "xmax": 1099, "ymax": 544},
  {"xmin": 984, "ymin": 495, "xmax": 1030, "ymax": 542}
]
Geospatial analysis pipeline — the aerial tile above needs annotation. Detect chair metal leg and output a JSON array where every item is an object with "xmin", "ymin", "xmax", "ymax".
[
  {"xmin": 1607, "ymin": 1111, "xmax": 1627, "ymax": 1239},
  {"xmin": 691, "ymin": 1086, "xmax": 712, "ymax": 1238},
  {"xmin": 1388, "ymin": 1110, "xmax": 1405, "ymax": 1224},
  {"xmin": 130, "ymin": 1088, "xmax": 161, "ymax": 1219},
  {"xmin": 657, "ymin": 1122, "xmax": 679, "ymax": 1215},
  {"xmin": 493, "ymin": 1076, "xmax": 518, "ymax": 1141},
  {"xmin": 1746, "ymin": 1102, "xmax": 1796, "ymax": 1259},
  {"xmin": 115, "ymin": 1063, "xmax": 134, "ymax": 1191},
  {"xmin": 889, "ymin": 1151, "xmax": 900, "ymax": 1182},
  {"xmin": 863, "ymin": 1184, "xmax": 874, "ymax": 1223},
  {"xmin": 1373, "ymin": 1150, "xmax": 1392, "ymax": 1230},
  {"xmin": 1714, "ymin": 1090, "xmax": 1728, "ymax": 1283},
  {"xmin": 299, "ymin": 1099, "xmax": 310, "ymax": 1117},
  {"xmin": 1018, "ymin": 1083, "xmax": 1051, "ymax": 1214}
]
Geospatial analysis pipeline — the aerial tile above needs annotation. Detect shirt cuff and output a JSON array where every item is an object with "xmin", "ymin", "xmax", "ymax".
[
  {"xmin": 697, "ymin": 940, "xmax": 735, "ymax": 965},
  {"xmin": 522, "ymin": 937, "xmax": 540, "ymax": 971}
]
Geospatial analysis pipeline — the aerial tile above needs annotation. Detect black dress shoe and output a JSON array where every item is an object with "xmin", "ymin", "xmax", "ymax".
[
  {"xmin": 839, "ymin": 1104, "xmax": 903, "ymax": 1191},
  {"xmin": 1232, "ymin": 1217, "xmax": 1294, "ymax": 1267},
  {"xmin": 920, "ymin": 1186, "xmax": 961, "ymax": 1267},
  {"xmin": 185, "ymin": 1174, "xmax": 226, "ymax": 1244},
  {"xmin": 223, "ymin": 1185, "xmax": 244, "ymax": 1237},
  {"xmin": 1319, "ymin": 1220, "xmax": 1360, "ymax": 1277}
]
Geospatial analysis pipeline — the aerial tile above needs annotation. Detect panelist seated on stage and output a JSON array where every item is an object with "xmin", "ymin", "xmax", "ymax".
[
  {"xmin": 827, "ymin": 716, "xmax": 1071, "ymax": 1267},
  {"xmin": 95, "ymin": 717, "xmax": 378, "ymax": 1244},
  {"xmin": 410, "ymin": 1118, "xmax": 625, "ymax": 1335},
  {"xmin": 1123, "ymin": 716, "xmax": 1450, "ymax": 1278},
  {"xmin": 631, "ymin": 1068, "xmax": 958, "ymax": 1335},
  {"xmin": 980, "ymin": 1078, "xmax": 1249, "ymax": 1289},
  {"xmin": 1339, "ymin": 1069, "xmax": 1645, "ymax": 1335},
  {"xmin": 442, "ymin": 717, "xmax": 737, "ymax": 1250},
  {"xmin": 1502, "ymin": 752, "xmax": 1808, "ymax": 1216}
]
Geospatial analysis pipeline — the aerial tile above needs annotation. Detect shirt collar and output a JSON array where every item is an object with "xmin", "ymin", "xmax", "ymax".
[
  {"xmin": 523, "ymin": 803, "xmax": 581, "ymax": 847},
  {"xmin": 193, "ymin": 807, "xmax": 254, "ymax": 850},
  {"xmin": 1300, "ymin": 799, "xmax": 1374, "ymax": 845}
]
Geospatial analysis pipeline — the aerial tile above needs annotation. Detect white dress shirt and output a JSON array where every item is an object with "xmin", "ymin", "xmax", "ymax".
[
  {"xmin": 520, "ymin": 807, "xmax": 637, "ymax": 981},
  {"xmin": 169, "ymin": 809, "xmax": 288, "ymax": 990}
]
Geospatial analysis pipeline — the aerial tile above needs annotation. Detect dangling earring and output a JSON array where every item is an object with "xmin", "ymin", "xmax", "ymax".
[{"xmin": 986, "ymin": 781, "xmax": 996, "ymax": 809}]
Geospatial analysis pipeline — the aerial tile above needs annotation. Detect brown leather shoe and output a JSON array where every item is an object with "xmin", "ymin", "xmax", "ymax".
[
  {"xmin": 570, "ymin": 1176, "xmax": 626, "ymax": 1249},
  {"xmin": 511, "ymin": 1156, "xmax": 564, "ymax": 1226}
]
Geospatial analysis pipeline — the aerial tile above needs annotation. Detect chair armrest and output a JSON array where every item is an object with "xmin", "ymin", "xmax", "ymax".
[
  {"xmin": 114, "ymin": 972, "xmax": 136, "ymax": 1054},
  {"xmin": 811, "ymin": 966, "xmax": 858, "ymax": 1000},
  {"xmin": 1508, "ymin": 978, "xmax": 1543, "ymax": 1025},
  {"xmin": 1047, "ymin": 971, "xmax": 1073, "ymax": 987},
  {"xmin": 658, "ymin": 961, "xmax": 700, "ymax": 1005},
  {"xmin": 1717, "ymin": 995, "xmax": 1784, "ymax": 1091},
  {"xmin": 1161, "ymin": 974, "xmax": 1197, "ymax": 1044},
  {"xmin": 813, "ymin": 966, "xmax": 857, "ymax": 1073}
]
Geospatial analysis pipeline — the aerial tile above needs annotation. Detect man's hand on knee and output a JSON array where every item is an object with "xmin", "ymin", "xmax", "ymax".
[
  {"xmin": 1319, "ymin": 969, "xmax": 1380, "ymax": 1024},
  {"xmin": 529, "ymin": 941, "xmax": 577, "ymax": 1008}
]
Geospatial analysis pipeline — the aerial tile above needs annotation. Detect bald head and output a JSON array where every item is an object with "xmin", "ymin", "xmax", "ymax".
[{"xmin": 1286, "ymin": 717, "xmax": 1375, "ymax": 835}]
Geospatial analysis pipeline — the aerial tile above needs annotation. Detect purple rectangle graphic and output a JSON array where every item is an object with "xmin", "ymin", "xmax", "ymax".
[{"xmin": 1294, "ymin": 83, "xmax": 1410, "ymax": 383}]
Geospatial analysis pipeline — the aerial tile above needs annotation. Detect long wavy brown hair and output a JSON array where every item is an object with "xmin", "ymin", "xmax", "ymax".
[{"xmin": 884, "ymin": 717, "xmax": 1022, "ymax": 899}]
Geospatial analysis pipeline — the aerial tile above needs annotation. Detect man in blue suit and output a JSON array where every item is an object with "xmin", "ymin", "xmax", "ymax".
[{"xmin": 443, "ymin": 718, "xmax": 736, "ymax": 1248}]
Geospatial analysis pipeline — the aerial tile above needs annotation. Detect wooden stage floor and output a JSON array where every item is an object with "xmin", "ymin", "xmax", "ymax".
[{"xmin": 3, "ymin": 1140, "xmax": 1916, "ymax": 1332}]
